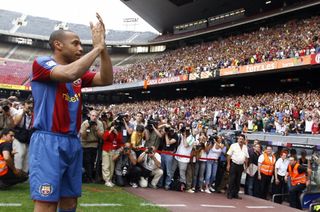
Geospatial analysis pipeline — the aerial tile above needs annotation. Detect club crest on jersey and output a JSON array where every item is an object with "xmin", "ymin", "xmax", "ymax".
[
  {"xmin": 39, "ymin": 183, "xmax": 53, "ymax": 197},
  {"xmin": 73, "ymin": 78, "xmax": 82, "ymax": 87}
]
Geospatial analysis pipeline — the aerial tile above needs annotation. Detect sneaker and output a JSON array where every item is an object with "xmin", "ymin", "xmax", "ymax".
[
  {"xmin": 164, "ymin": 185, "xmax": 170, "ymax": 190},
  {"xmin": 209, "ymin": 187, "xmax": 215, "ymax": 192},
  {"xmin": 186, "ymin": 189, "xmax": 195, "ymax": 193},
  {"xmin": 204, "ymin": 188, "xmax": 212, "ymax": 194},
  {"xmin": 200, "ymin": 188, "xmax": 205, "ymax": 192},
  {"xmin": 105, "ymin": 181, "xmax": 114, "ymax": 187},
  {"xmin": 149, "ymin": 184, "xmax": 158, "ymax": 189},
  {"xmin": 131, "ymin": 183, "xmax": 138, "ymax": 188}
]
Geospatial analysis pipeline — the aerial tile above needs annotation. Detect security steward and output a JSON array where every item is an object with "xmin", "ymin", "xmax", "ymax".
[
  {"xmin": 258, "ymin": 145, "xmax": 275, "ymax": 199},
  {"xmin": 286, "ymin": 156, "xmax": 311, "ymax": 209}
]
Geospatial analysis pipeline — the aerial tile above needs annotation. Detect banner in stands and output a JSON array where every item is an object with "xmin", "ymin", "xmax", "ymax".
[
  {"xmin": 148, "ymin": 75, "xmax": 188, "ymax": 85},
  {"xmin": 189, "ymin": 73, "xmax": 200, "ymax": 80},
  {"xmin": 220, "ymin": 55, "xmax": 312, "ymax": 76},
  {"xmin": 0, "ymin": 83, "xmax": 29, "ymax": 91},
  {"xmin": 311, "ymin": 53, "xmax": 320, "ymax": 64}
]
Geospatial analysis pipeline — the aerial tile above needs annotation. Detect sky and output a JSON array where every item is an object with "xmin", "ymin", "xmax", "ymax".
[{"xmin": 0, "ymin": 0, "xmax": 159, "ymax": 33}]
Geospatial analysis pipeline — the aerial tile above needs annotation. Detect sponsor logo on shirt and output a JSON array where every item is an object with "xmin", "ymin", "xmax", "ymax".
[
  {"xmin": 62, "ymin": 92, "xmax": 81, "ymax": 102},
  {"xmin": 45, "ymin": 61, "xmax": 57, "ymax": 68}
]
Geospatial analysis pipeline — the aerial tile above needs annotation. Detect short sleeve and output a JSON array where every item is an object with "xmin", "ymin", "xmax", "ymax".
[
  {"xmin": 81, "ymin": 71, "xmax": 96, "ymax": 88},
  {"xmin": 227, "ymin": 144, "xmax": 234, "ymax": 156},
  {"xmin": 258, "ymin": 154, "xmax": 264, "ymax": 164},
  {"xmin": 32, "ymin": 56, "xmax": 57, "ymax": 82}
]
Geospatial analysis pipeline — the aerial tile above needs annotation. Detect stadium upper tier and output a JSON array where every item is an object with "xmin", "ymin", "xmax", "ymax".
[{"xmin": 0, "ymin": 9, "xmax": 158, "ymax": 44}]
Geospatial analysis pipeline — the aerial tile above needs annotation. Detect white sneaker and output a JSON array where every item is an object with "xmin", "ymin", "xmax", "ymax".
[
  {"xmin": 131, "ymin": 183, "xmax": 138, "ymax": 188},
  {"xmin": 105, "ymin": 181, "xmax": 114, "ymax": 187},
  {"xmin": 209, "ymin": 187, "xmax": 215, "ymax": 192},
  {"xmin": 186, "ymin": 189, "xmax": 195, "ymax": 193},
  {"xmin": 204, "ymin": 188, "xmax": 212, "ymax": 194},
  {"xmin": 200, "ymin": 188, "xmax": 205, "ymax": 192}
]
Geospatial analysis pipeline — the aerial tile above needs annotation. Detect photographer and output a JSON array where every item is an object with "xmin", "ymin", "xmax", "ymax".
[
  {"xmin": 112, "ymin": 142, "xmax": 141, "ymax": 187},
  {"xmin": 80, "ymin": 110, "xmax": 104, "ymax": 183},
  {"xmin": 118, "ymin": 113, "xmax": 134, "ymax": 143},
  {"xmin": 137, "ymin": 146, "xmax": 163, "ymax": 189},
  {"xmin": 100, "ymin": 111, "xmax": 113, "ymax": 131},
  {"xmin": 0, "ymin": 100, "xmax": 14, "ymax": 131},
  {"xmin": 102, "ymin": 121, "xmax": 123, "ymax": 187},
  {"xmin": 204, "ymin": 135, "xmax": 224, "ymax": 193},
  {"xmin": 192, "ymin": 132, "xmax": 207, "ymax": 192},
  {"xmin": 158, "ymin": 124, "xmax": 178, "ymax": 190},
  {"xmin": 0, "ymin": 128, "xmax": 28, "ymax": 189},
  {"xmin": 144, "ymin": 119, "xmax": 162, "ymax": 150},
  {"xmin": 171, "ymin": 127, "xmax": 195, "ymax": 193},
  {"xmin": 12, "ymin": 98, "xmax": 34, "ymax": 174}
]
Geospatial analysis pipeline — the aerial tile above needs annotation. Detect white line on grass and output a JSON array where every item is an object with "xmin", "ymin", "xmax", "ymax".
[
  {"xmin": 141, "ymin": 203, "xmax": 187, "ymax": 207},
  {"xmin": 201, "ymin": 204, "xmax": 236, "ymax": 208},
  {"xmin": 0, "ymin": 203, "xmax": 22, "ymax": 207},
  {"xmin": 246, "ymin": 206, "xmax": 275, "ymax": 209},
  {"xmin": 80, "ymin": 203, "xmax": 122, "ymax": 207}
]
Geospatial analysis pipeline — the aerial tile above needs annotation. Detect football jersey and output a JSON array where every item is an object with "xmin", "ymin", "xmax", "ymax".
[{"xmin": 31, "ymin": 56, "xmax": 96, "ymax": 135}]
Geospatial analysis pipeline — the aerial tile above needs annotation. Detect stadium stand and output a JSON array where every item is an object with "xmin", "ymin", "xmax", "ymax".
[
  {"xmin": 0, "ymin": 60, "xmax": 31, "ymax": 85},
  {"xmin": 0, "ymin": 9, "xmax": 21, "ymax": 31},
  {"xmin": 0, "ymin": 43, "xmax": 16, "ymax": 57},
  {"xmin": 8, "ymin": 45, "xmax": 51, "ymax": 61},
  {"xmin": 17, "ymin": 16, "xmax": 59, "ymax": 36}
]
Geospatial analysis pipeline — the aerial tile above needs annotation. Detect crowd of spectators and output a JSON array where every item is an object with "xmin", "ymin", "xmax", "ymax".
[
  {"xmin": 94, "ymin": 90, "xmax": 320, "ymax": 135},
  {"xmin": 114, "ymin": 16, "xmax": 320, "ymax": 84}
]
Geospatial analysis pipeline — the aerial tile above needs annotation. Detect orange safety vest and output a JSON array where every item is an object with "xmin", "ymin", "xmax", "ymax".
[
  {"xmin": 0, "ymin": 154, "xmax": 8, "ymax": 176},
  {"xmin": 288, "ymin": 163, "xmax": 307, "ymax": 186},
  {"xmin": 260, "ymin": 153, "xmax": 275, "ymax": 176},
  {"xmin": 0, "ymin": 139, "xmax": 9, "ymax": 176}
]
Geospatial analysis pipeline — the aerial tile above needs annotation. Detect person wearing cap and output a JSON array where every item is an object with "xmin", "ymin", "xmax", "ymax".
[{"xmin": 226, "ymin": 134, "xmax": 249, "ymax": 199}]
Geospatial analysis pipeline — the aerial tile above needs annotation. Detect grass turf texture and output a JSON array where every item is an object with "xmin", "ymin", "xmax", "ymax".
[{"xmin": 0, "ymin": 183, "xmax": 168, "ymax": 212}]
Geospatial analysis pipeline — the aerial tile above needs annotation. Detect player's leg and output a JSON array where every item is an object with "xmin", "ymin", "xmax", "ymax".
[
  {"xmin": 34, "ymin": 201, "xmax": 57, "ymax": 212},
  {"xmin": 58, "ymin": 197, "xmax": 77, "ymax": 212}
]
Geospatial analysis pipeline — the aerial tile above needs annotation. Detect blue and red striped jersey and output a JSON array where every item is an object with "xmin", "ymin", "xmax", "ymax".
[{"xmin": 31, "ymin": 56, "xmax": 96, "ymax": 135}]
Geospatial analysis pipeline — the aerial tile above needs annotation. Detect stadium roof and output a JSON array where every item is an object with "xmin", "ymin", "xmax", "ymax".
[{"xmin": 121, "ymin": 0, "xmax": 302, "ymax": 33}]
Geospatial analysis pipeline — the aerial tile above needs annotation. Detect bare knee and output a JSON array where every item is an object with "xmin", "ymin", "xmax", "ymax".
[
  {"xmin": 58, "ymin": 197, "xmax": 77, "ymax": 210},
  {"xmin": 34, "ymin": 201, "xmax": 58, "ymax": 212}
]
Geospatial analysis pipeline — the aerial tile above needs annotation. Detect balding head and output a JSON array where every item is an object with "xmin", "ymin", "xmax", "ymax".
[{"xmin": 49, "ymin": 30, "xmax": 75, "ymax": 51}]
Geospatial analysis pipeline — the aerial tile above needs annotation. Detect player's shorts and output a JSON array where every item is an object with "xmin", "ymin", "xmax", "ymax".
[{"xmin": 28, "ymin": 130, "xmax": 83, "ymax": 202}]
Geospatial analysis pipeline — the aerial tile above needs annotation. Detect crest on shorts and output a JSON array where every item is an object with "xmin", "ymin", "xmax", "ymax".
[{"xmin": 39, "ymin": 183, "xmax": 53, "ymax": 196}]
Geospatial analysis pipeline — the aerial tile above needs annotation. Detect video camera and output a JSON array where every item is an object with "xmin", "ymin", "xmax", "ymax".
[
  {"xmin": 0, "ymin": 101, "xmax": 10, "ymax": 113},
  {"xmin": 146, "ymin": 119, "xmax": 158, "ymax": 130}
]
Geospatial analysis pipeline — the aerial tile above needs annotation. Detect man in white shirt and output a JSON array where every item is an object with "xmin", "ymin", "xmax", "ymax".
[
  {"xmin": 226, "ymin": 134, "xmax": 249, "ymax": 199},
  {"xmin": 137, "ymin": 147, "xmax": 163, "ymax": 189},
  {"xmin": 273, "ymin": 151, "xmax": 289, "ymax": 203}
]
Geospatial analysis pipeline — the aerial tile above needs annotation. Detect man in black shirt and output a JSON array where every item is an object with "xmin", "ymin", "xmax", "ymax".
[
  {"xmin": 0, "ymin": 128, "xmax": 27, "ymax": 188},
  {"xmin": 245, "ymin": 143, "xmax": 261, "ymax": 196},
  {"xmin": 158, "ymin": 125, "xmax": 178, "ymax": 189}
]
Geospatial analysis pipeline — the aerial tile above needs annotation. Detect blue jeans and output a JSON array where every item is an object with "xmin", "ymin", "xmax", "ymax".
[
  {"xmin": 160, "ymin": 154, "xmax": 173, "ymax": 187},
  {"xmin": 205, "ymin": 160, "xmax": 218, "ymax": 186},
  {"xmin": 245, "ymin": 174, "xmax": 254, "ymax": 196}
]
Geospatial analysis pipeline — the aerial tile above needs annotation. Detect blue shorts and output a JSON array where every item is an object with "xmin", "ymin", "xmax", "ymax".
[{"xmin": 29, "ymin": 131, "xmax": 83, "ymax": 202}]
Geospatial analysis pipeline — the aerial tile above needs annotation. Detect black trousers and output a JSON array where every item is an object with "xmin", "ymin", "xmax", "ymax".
[
  {"xmin": 228, "ymin": 162, "xmax": 244, "ymax": 197},
  {"xmin": 0, "ymin": 168, "xmax": 28, "ymax": 188},
  {"xmin": 272, "ymin": 175, "xmax": 287, "ymax": 204},
  {"xmin": 215, "ymin": 161, "xmax": 226, "ymax": 190},
  {"xmin": 83, "ymin": 147, "xmax": 98, "ymax": 182},
  {"xmin": 289, "ymin": 183, "xmax": 306, "ymax": 209},
  {"xmin": 258, "ymin": 173, "xmax": 272, "ymax": 199},
  {"xmin": 115, "ymin": 165, "xmax": 142, "ymax": 186}
]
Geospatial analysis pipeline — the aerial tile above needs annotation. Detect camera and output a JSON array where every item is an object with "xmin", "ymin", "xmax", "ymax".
[
  {"xmin": 146, "ymin": 147, "xmax": 153, "ymax": 154},
  {"xmin": 207, "ymin": 134, "xmax": 216, "ymax": 145},
  {"xmin": 195, "ymin": 143, "xmax": 205, "ymax": 151},
  {"xmin": 122, "ymin": 166, "xmax": 128, "ymax": 176},
  {"xmin": 88, "ymin": 120, "xmax": 97, "ymax": 127},
  {"xmin": 123, "ymin": 146, "xmax": 131, "ymax": 153},
  {"xmin": 146, "ymin": 119, "xmax": 158, "ymax": 130}
]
